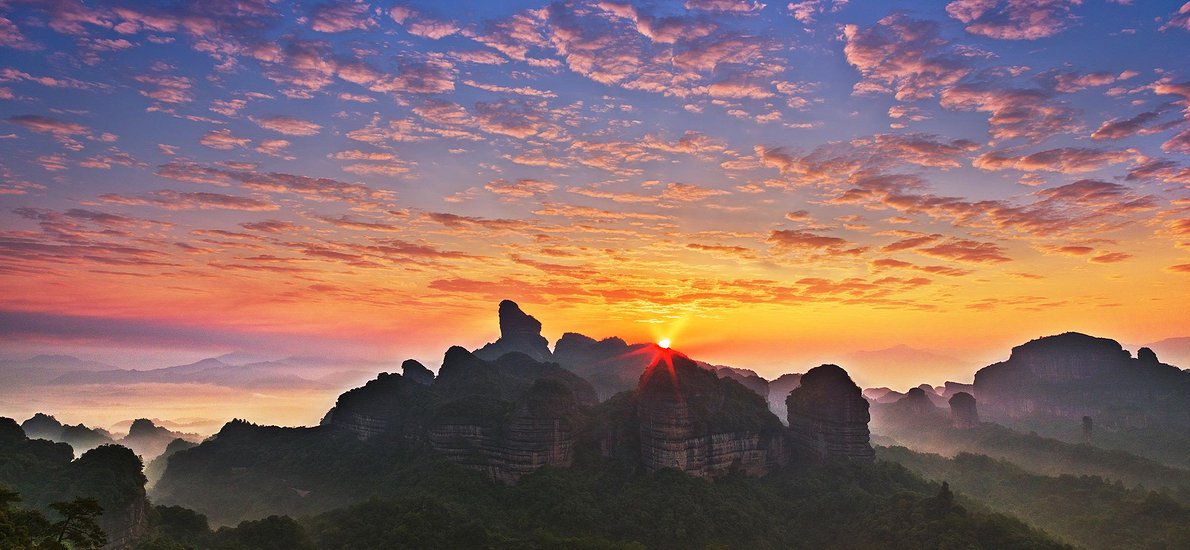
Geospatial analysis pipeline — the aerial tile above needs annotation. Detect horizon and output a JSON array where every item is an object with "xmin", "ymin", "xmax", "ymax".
[{"xmin": 2, "ymin": 0, "xmax": 1189, "ymax": 429}]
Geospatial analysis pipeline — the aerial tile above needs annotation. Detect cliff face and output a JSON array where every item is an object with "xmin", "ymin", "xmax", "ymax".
[
  {"xmin": 949, "ymin": 392, "xmax": 979, "ymax": 429},
  {"xmin": 635, "ymin": 350, "xmax": 786, "ymax": 477},
  {"xmin": 474, "ymin": 300, "xmax": 553, "ymax": 363},
  {"xmin": 330, "ymin": 346, "xmax": 596, "ymax": 483},
  {"xmin": 786, "ymin": 365, "xmax": 874, "ymax": 461},
  {"xmin": 894, "ymin": 388, "xmax": 940, "ymax": 416},
  {"xmin": 429, "ymin": 378, "xmax": 581, "ymax": 483},
  {"xmin": 973, "ymin": 332, "xmax": 1189, "ymax": 427}
]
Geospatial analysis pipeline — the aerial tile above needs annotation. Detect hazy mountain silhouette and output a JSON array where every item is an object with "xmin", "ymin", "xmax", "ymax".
[
  {"xmin": 19, "ymin": 412, "xmax": 116, "ymax": 456},
  {"xmin": 7, "ymin": 303, "xmax": 1190, "ymax": 549}
]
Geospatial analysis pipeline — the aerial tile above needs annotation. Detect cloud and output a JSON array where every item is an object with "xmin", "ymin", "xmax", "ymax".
[
  {"xmin": 154, "ymin": 163, "xmax": 395, "ymax": 206},
  {"xmin": 390, "ymin": 6, "xmax": 460, "ymax": 39},
  {"xmin": 256, "ymin": 139, "xmax": 294, "ymax": 159},
  {"xmin": 1091, "ymin": 109, "xmax": 1181, "ymax": 141},
  {"xmin": 485, "ymin": 178, "xmax": 557, "ymax": 198},
  {"xmin": 787, "ymin": 1, "xmax": 847, "ymax": 25},
  {"xmin": 133, "ymin": 73, "xmax": 193, "ymax": 104},
  {"xmin": 1163, "ymin": 128, "xmax": 1190, "ymax": 154},
  {"xmin": 939, "ymin": 85, "xmax": 1080, "ymax": 142},
  {"xmin": 767, "ymin": 229, "xmax": 857, "ymax": 252},
  {"xmin": 1159, "ymin": 2, "xmax": 1190, "ymax": 32},
  {"xmin": 250, "ymin": 115, "xmax": 322, "ymax": 136},
  {"xmin": 685, "ymin": 1, "xmax": 766, "ymax": 13},
  {"xmin": 946, "ymin": 0, "xmax": 1081, "ymax": 40},
  {"xmin": 7, "ymin": 114, "xmax": 91, "ymax": 136},
  {"xmin": 660, "ymin": 182, "xmax": 731, "ymax": 202},
  {"xmin": 240, "ymin": 219, "xmax": 302, "ymax": 233},
  {"xmin": 199, "ymin": 128, "xmax": 250, "ymax": 150},
  {"xmin": 918, "ymin": 238, "xmax": 1010, "ymax": 263},
  {"xmin": 842, "ymin": 14, "xmax": 971, "ymax": 101},
  {"xmin": 973, "ymin": 147, "xmax": 1138, "ymax": 173},
  {"xmin": 99, "ymin": 190, "xmax": 279, "ymax": 211},
  {"xmin": 310, "ymin": 2, "xmax": 374, "ymax": 33},
  {"xmin": 425, "ymin": 212, "xmax": 539, "ymax": 233}
]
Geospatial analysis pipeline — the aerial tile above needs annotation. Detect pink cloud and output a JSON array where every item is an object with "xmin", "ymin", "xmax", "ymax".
[
  {"xmin": 310, "ymin": 2, "xmax": 374, "ymax": 33},
  {"xmin": 973, "ymin": 147, "xmax": 1138, "ymax": 173},
  {"xmin": 946, "ymin": 0, "xmax": 1082, "ymax": 40},
  {"xmin": 250, "ymin": 115, "xmax": 323, "ymax": 136},
  {"xmin": 685, "ymin": 1, "xmax": 766, "ymax": 13},
  {"xmin": 99, "ymin": 190, "xmax": 279, "ymax": 211},
  {"xmin": 199, "ymin": 128, "xmax": 250, "ymax": 150},
  {"xmin": 842, "ymin": 14, "xmax": 971, "ymax": 101}
]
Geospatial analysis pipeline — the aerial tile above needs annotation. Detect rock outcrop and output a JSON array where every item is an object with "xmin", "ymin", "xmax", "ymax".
[
  {"xmin": 974, "ymin": 332, "xmax": 1189, "ymax": 427},
  {"xmin": 948, "ymin": 392, "xmax": 979, "ymax": 429},
  {"xmin": 330, "ymin": 346, "xmax": 596, "ymax": 483},
  {"xmin": 786, "ymin": 365, "xmax": 874, "ymax": 461},
  {"xmin": 401, "ymin": 359, "xmax": 434, "ymax": 385},
  {"xmin": 635, "ymin": 348, "xmax": 786, "ymax": 477},
  {"xmin": 474, "ymin": 300, "xmax": 553, "ymax": 363},
  {"xmin": 120, "ymin": 419, "xmax": 196, "ymax": 461},
  {"xmin": 894, "ymin": 387, "xmax": 940, "ymax": 416}
]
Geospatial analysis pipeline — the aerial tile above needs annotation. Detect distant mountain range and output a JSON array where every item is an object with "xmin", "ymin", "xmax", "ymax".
[{"xmin": 0, "ymin": 354, "xmax": 379, "ymax": 391}]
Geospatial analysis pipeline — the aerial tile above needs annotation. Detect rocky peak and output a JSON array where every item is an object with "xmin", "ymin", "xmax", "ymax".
[
  {"xmin": 895, "ymin": 387, "xmax": 939, "ymax": 415},
  {"xmin": 127, "ymin": 418, "xmax": 163, "ymax": 437},
  {"xmin": 1005, "ymin": 332, "xmax": 1130, "ymax": 382},
  {"xmin": 1137, "ymin": 347, "xmax": 1159, "ymax": 363},
  {"xmin": 948, "ymin": 392, "xmax": 979, "ymax": 429},
  {"xmin": 474, "ymin": 300, "xmax": 553, "ymax": 363},
  {"xmin": 786, "ymin": 364, "xmax": 874, "ymax": 461},
  {"xmin": 21, "ymin": 412, "xmax": 64, "ymax": 439},
  {"xmin": 634, "ymin": 349, "xmax": 786, "ymax": 477},
  {"xmin": 402, "ymin": 359, "xmax": 434, "ymax": 385}
]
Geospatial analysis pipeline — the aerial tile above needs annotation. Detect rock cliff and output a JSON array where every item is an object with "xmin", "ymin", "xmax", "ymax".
[
  {"xmin": 894, "ymin": 387, "xmax": 941, "ymax": 416},
  {"xmin": 973, "ymin": 332, "xmax": 1189, "ymax": 427},
  {"xmin": 948, "ymin": 391, "xmax": 979, "ymax": 429},
  {"xmin": 635, "ymin": 348, "xmax": 786, "ymax": 477},
  {"xmin": 474, "ymin": 300, "xmax": 553, "ymax": 363},
  {"xmin": 786, "ymin": 365, "xmax": 874, "ymax": 461},
  {"xmin": 330, "ymin": 346, "xmax": 596, "ymax": 483}
]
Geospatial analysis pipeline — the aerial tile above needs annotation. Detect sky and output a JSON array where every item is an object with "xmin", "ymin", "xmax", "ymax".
[{"xmin": 1, "ymin": 0, "xmax": 1189, "ymax": 396}]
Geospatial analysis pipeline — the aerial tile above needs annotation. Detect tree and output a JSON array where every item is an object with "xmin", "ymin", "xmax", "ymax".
[{"xmin": 49, "ymin": 498, "xmax": 107, "ymax": 549}]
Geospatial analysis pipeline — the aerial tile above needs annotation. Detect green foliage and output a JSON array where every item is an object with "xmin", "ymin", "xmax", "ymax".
[
  {"xmin": 879, "ymin": 446, "xmax": 1190, "ymax": 549},
  {"xmin": 0, "ymin": 485, "xmax": 111, "ymax": 550},
  {"xmin": 210, "ymin": 516, "xmax": 313, "ymax": 550},
  {"xmin": 872, "ymin": 405, "xmax": 1190, "ymax": 501},
  {"xmin": 48, "ymin": 498, "xmax": 107, "ymax": 549}
]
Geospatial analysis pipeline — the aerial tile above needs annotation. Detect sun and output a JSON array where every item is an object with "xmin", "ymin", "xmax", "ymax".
[{"xmin": 657, "ymin": 338, "xmax": 671, "ymax": 349}]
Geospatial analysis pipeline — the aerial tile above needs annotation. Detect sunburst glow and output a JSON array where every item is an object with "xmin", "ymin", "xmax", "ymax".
[{"xmin": 658, "ymin": 339, "xmax": 671, "ymax": 349}]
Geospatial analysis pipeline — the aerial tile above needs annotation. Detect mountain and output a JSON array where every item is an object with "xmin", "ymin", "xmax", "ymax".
[
  {"xmin": 19, "ymin": 413, "xmax": 115, "ymax": 455},
  {"xmin": 144, "ymin": 437, "xmax": 198, "ymax": 488},
  {"xmin": 47, "ymin": 357, "xmax": 328, "ymax": 390},
  {"xmin": 631, "ymin": 347, "xmax": 787, "ymax": 476},
  {"xmin": 0, "ymin": 354, "xmax": 115, "ymax": 386},
  {"xmin": 880, "ymin": 446, "xmax": 1190, "ymax": 550},
  {"xmin": 153, "ymin": 301, "xmax": 877, "ymax": 526},
  {"xmin": 118, "ymin": 419, "xmax": 202, "ymax": 461},
  {"xmin": 785, "ymin": 365, "xmax": 875, "ymax": 461},
  {"xmin": 0, "ymin": 417, "xmax": 149, "ymax": 547},
  {"xmin": 1143, "ymin": 336, "xmax": 1190, "ymax": 370},
  {"xmin": 473, "ymin": 300, "xmax": 553, "ymax": 363}
]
